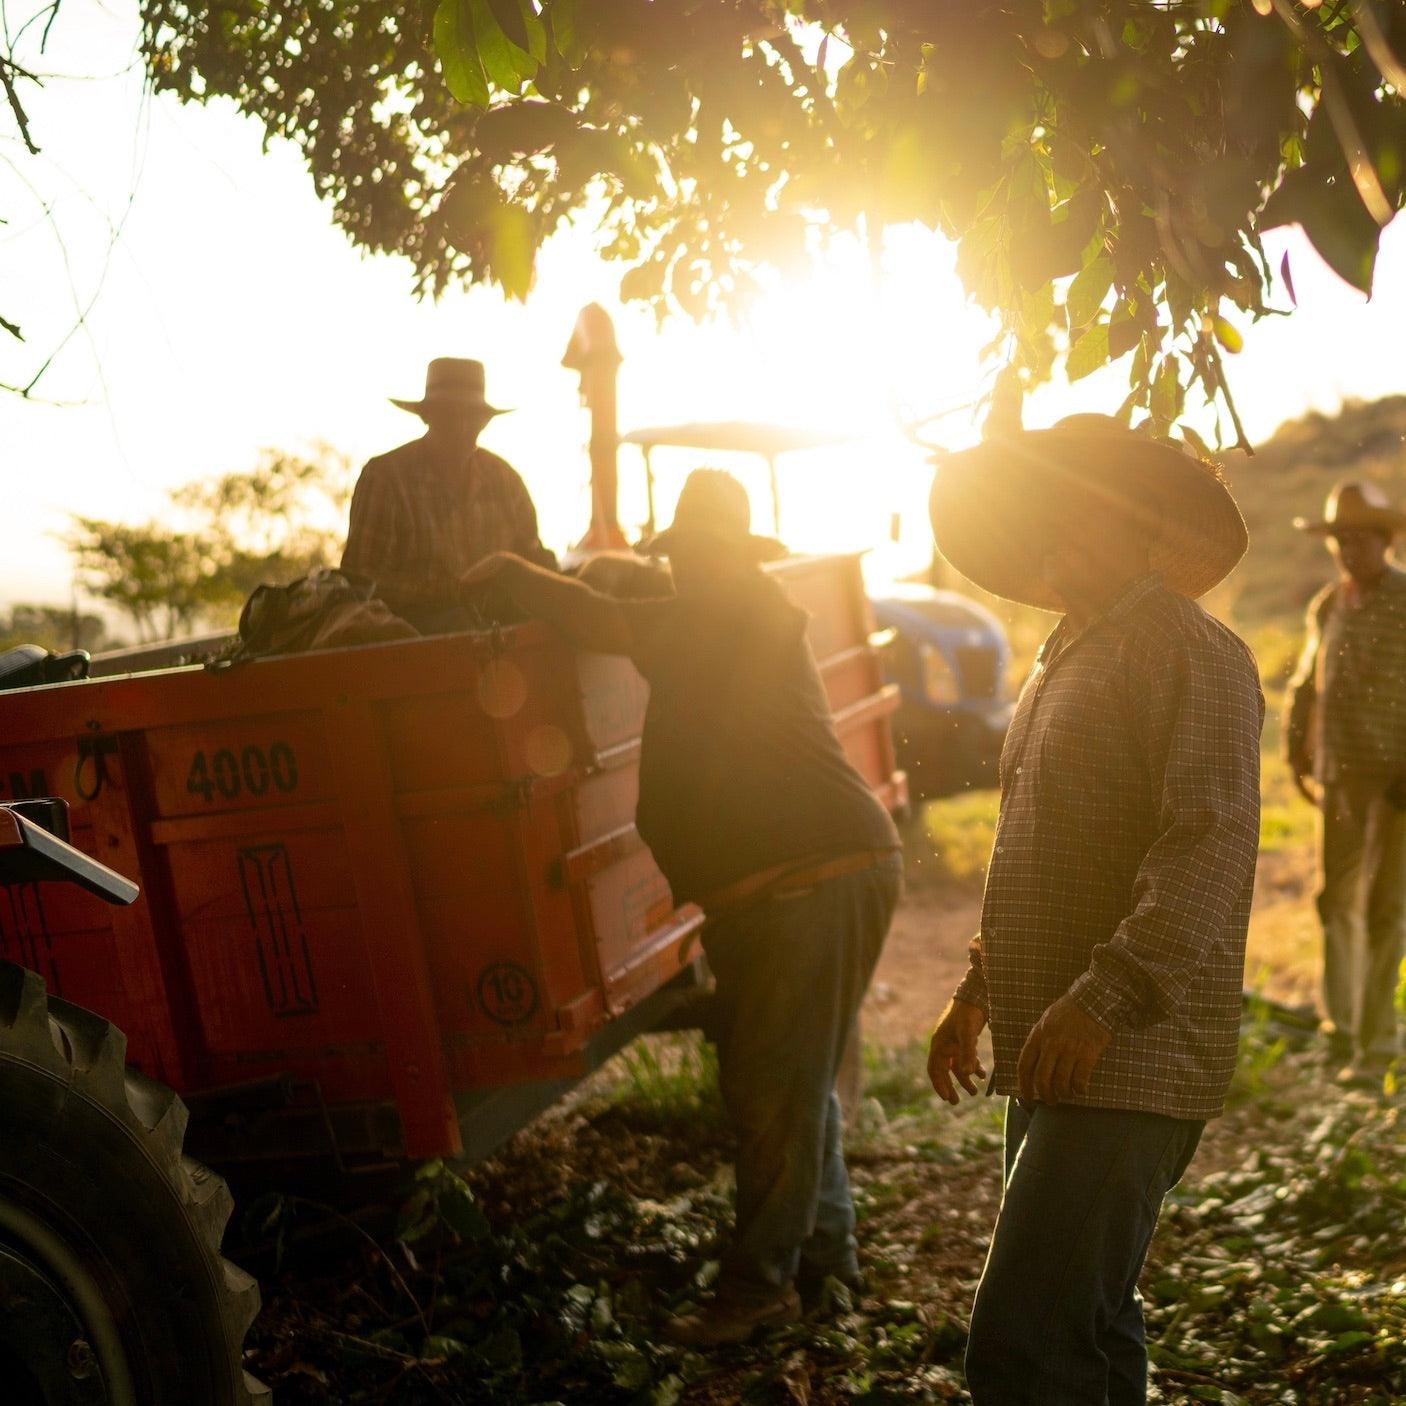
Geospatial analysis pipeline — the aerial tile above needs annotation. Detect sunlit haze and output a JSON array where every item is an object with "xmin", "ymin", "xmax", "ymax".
[{"xmin": 4, "ymin": 2, "xmax": 1404, "ymax": 612}]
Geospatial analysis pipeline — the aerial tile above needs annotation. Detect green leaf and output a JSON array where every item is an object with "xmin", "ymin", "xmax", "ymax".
[
  {"xmin": 489, "ymin": 203, "xmax": 536, "ymax": 298},
  {"xmin": 471, "ymin": 0, "xmax": 536, "ymax": 89},
  {"xmin": 619, "ymin": 256, "xmax": 667, "ymax": 305},
  {"xmin": 1261, "ymin": 165, "xmax": 1381, "ymax": 295},
  {"xmin": 547, "ymin": 0, "xmax": 577, "ymax": 60},
  {"xmin": 1066, "ymin": 321, "xmax": 1109, "ymax": 381},
  {"xmin": 434, "ymin": 0, "xmax": 490, "ymax": 106},
  {"xmin": 516, "ymin": 0, "xmax": 547, "ymax": 63},
  {"xmin": 1213, "ymin": 315, "xmax": 1243, "ymax": 353},
  {"xmin": 1066, "ymin": 255, "xmax": 1114, "ymax": 329},
  {"xmin": 1150, "ymin": 361, "xmax": 1182, "ymax": 428},
  {"xmin": 1108, "ymin": 301, "xmax": 1140, "ymax": 360}
]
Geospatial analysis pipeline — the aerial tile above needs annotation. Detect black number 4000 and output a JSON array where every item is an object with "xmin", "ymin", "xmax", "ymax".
[{"xmin": 186, "ymin": 743, "xmax": 298, "ymax": 804}]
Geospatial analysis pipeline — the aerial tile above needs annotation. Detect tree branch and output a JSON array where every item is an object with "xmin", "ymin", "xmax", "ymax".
[{"xmin": 1, "ymin": 55, "xmax": 40, "ymax": 154}]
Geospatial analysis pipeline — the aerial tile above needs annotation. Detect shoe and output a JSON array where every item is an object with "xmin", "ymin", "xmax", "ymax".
[
  {"xmin": 663, "ymin": 1284, "xmax": 802, "ymax": 1347},
  {"xmin": 1335, "ymin": 1055, "xmax": 1394, "ymax": 1090}
]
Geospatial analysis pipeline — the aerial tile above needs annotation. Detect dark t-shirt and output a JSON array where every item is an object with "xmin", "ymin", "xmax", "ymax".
[{"xmin": 623, "ymin": 572, "xmax": 899, "ymax": 905}]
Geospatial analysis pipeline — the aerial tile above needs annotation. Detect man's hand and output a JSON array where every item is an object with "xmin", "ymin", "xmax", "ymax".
[
  {"xmin": 1017, "ymin": 993, "xmax": 1112, "ymax": 1105},
  {"xmin": 927, "ymin": 998, "xmax": 987, "ymax": 1106},
  {"xmin": 459, "ymin": 551, "xmax": 523, "ymax": 597},
  {"xmin": 1290, "ymin": 754, "xmax": 1321, "ymax": 807}
]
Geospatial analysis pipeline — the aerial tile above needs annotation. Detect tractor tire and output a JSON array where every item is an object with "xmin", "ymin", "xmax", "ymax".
[{"xmin": 0, "ymin": 961, "xmax": 267, "ymax": 1405}]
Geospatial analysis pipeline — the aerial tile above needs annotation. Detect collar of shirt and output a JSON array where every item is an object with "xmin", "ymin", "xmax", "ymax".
[{"xmin": 1034, "ymin": 572, "xmax": 1164, "ymax": 676}]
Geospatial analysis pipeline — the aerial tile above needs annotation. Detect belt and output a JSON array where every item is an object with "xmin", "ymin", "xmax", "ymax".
[{"xmin": 703, "ymin": 848, "xmax": 900, "ymax": 913}]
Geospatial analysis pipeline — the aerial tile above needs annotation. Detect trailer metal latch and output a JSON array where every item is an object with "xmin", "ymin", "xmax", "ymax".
[{"xmin": 74, "ymin": 731, "xmax": 119, "ymax": 802}]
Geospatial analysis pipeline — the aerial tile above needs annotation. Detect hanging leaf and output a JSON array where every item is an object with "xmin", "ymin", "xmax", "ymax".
[
  {"xmin": 471, "ymin": 0, "xmax": 536, "ymax": 90},
  {"xmin": 489, "ymin": 203, "xmax": 536, "ymax": 298},
  {"xmin": 1066, "ymin": 321, "xmax": 1109, "ymax": 381},
  {"xmin": 434, "ymin": 0, "xmax": 490, "ymax": 107},
  {"xmin": 546, "ymin": 0, "xmax": 577, "ymax": 61},
  {"xmin": 1150, "ymin": 360, "xmax": 1182, "ymax": 428},
  {"xmin": 1108, "ymin": 300, "xmax": 1141, "ymax": 360},
  {"xmin": 1213, "ymin": 315, "xmax": 1244, "ymax": 353},
  {"xmin": 1280, "ymin": 250, "xmax": 1297, "ymax": 305},
  {"xmin": 516, "ymin": 0, "xmax": 547, "ymax": 64},
  {"xmin": 1066, "ymin": 254, "xmax": 1114, "ymax": 329}
]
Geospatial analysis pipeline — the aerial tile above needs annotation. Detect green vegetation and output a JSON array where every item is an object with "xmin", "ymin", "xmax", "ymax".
[
  {"xmin": 239, "ymin": 1017, "xmax": 1406, "ymax": 1404},
  {"xmin": 65, "ymin": 444, "xmax": 353, "ymax": 641},
  {"xmin": 125, "ymin": 3, "xmax": 1406, "ymax": 436},
  {"xmin": 614, "ymin": 1032, "xmax": 726, "ymax": 1132}
]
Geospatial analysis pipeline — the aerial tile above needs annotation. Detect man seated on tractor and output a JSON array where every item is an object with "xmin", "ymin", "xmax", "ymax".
[
  {"xmin": 341, "ymin": 357, "xmax": 557, "ymax": 633},
  {"xmin": 462, "ymin": 469, "xmax": 902, "ymax": 1346}
]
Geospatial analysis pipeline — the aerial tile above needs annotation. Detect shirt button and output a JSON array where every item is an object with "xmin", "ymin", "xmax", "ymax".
[
  {"xmin": 1015, "ymin": 766, "xmax": 1023, "ymax": 775},
  {"xmin": 996, "ymin": 845, "xmax": 1004, "ymax": 854}
]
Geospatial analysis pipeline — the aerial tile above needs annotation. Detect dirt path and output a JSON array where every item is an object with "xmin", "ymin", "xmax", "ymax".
[{"xmin": 862, "ymin": 878, "xmax": 982, "ymax": 1047}]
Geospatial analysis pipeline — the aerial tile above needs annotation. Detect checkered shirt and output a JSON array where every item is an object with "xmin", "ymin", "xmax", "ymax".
[
  {"xmin": 1284, "ymin": 567, "xmax": 1406, "ymax": 784},
  {"xmin": 341, "ymin": 437, "xmax": 555, "ymax": 615},
  {"xmin": 953, "ymin": 575, "xmax": 1264, "ymax": 1120}
]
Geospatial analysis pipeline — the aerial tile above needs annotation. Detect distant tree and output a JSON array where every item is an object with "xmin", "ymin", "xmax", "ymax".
[
  {"xmin": 137, "ymin": 1, "xmax": 1406, "ymax": 446},
  {"xmin": 0, "ymin": 603, "xmax": 114, "ymax": 654},
  {"xmin": 66, "ymin": 443, "xmax": 354, "ymax": 642}
]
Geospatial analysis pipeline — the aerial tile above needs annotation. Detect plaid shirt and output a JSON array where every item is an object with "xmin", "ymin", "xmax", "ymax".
[
  {"xmin": 1284, "ymin": 567, "xmax": 1406, "ymax": 784},
  {"xmin": 341, "ymin": 437, "xmax": 555, "ymax": 618},
  {"xmin": 954, "ymin": 575, "xmax": 1263, "ymax": 1121}
]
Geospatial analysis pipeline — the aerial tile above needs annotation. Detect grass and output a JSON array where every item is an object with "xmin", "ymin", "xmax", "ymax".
[
  {"xmin": 611, "ymin": 1032, "xmax": 725, "ymax": 1131},
  {"xmin": 913, "ymin": 789, "xmax": 999, "ymax": 886}
]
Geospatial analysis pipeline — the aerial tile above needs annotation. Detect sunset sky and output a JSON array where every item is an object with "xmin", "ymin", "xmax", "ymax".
[{"xmin": 4, "ymin": 1, "xmax": 1405, "ymax": 611}]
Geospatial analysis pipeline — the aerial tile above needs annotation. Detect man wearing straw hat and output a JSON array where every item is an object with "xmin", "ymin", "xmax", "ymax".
[
  {"xmin": 923, "ymin": 415, "xmax": 1263, "ymax": 1405},
  {"xmin": 341, "ymin": 357, "xmax": 556, "ymax": 632},
  {"xmin": 462, "ymin": 468, "xmax": 902, "ymax": 1347},
  {"xmin": 1285, "ymin": 481, "xmax": 1406, "ymax": 1085}
]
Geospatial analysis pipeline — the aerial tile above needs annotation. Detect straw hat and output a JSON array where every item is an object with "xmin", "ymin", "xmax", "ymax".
[
  {"xmin": 639, "ymin": 469, "xmax": 787, "ymax": 561},
  {"xmin": 391, "ymin": 358, "xmax": 509, "ymax": 418},
  {"xmin": 928, "ymin": 414, "xmax": 1248, "ymax": 611},
  {"xmin": 1293, "ymin": 480, "xmax": 1406, "ymax": 536}
]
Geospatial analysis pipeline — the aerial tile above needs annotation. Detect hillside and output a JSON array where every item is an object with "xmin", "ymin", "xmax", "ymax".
[{"xmin": 1219, "ymin": 394, "xmax": 1406, "ymax": 647}]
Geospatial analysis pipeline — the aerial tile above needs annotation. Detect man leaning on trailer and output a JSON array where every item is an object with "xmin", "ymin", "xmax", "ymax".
[{"xmin": 462, "ymin": 468, "xmax": 902, "ymax": 1346}]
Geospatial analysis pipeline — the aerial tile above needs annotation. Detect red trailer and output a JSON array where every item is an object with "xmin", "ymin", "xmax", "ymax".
[{"xmin": 0, "ymin": 554, "xmax": 903, "ymax": 1168}]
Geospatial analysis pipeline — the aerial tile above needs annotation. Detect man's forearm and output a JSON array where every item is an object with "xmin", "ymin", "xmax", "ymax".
[{"xmin": 501, "ymin": 559, "xmax": 632, "ymax": 654}]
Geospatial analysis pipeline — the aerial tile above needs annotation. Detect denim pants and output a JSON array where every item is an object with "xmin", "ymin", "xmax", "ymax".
[
  {"xmin": 700, "ymin": 856, "xmax": 901, "ymax": 1298},
  {"xmin": 965, "ymin": 1101, "xmax": 1204, "ymax": 1406},
  {"xmin": 1317, "ymin": 779, "xmax": 1406, "ymax": 1061}
]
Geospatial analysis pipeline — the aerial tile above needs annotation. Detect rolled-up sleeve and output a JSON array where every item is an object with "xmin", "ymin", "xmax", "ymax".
[
  {"xmin": 1068, "ymin": 628, "xmax": 1264, "ymax": 1032},
  {"xmin": 953, "ymin": 933, "xmax": 990, "ymax": 1016}
]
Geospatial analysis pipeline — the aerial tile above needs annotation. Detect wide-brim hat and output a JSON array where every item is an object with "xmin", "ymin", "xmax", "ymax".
[
  {"xmin": 1293, "ymin": 479, "xmax": 1406, "ymax": 536},
  {"xmin": 929, "ymin": 414, "xmax": 1248, "ymax": 611},
  {"xmin": 638, "ymin": 467, "xmax": 788, "ymax": 562},
  {"xmin": 391, "ymin": 357, "xmax": 509, "ymax": 418}
]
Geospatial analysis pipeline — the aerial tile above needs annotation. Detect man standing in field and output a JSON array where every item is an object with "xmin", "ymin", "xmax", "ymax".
[
  {"xmin": 462, "ymin": 469, "xmax": 902, "ymax": 1346},
  {"xmin": 1285, "ymin": 481, "xmax": 1406, "ymax": 1084},
  {"xmin": 924, "ymin": 415, "xmax": 1263, "ymax": 1406},
  {"xmin": 341, "ymin": 357, "xmax": 556, "ymax": 632}
]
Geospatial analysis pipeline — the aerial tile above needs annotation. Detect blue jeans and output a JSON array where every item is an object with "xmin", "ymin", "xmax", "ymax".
[
  {"xmin": 701, "ymin": 857, "xmax": 901, "ymax": 1298},
  {"xmin": 965, "ymin": 1101, "xmax": 1203, "ymax": 1405}
]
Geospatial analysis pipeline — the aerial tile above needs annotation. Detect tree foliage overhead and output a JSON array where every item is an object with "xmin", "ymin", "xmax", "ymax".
[{"xmin": 136, "ymin": 2, "xmax": 1406, "ymax": 444}]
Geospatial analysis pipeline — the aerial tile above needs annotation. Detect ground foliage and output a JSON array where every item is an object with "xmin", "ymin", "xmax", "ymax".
[
  {"xmin": 237, "ymin": 1018, "xmax": 1406, "ymax": 1404},
  {"xmin": 128, "ymin": 0, "xmax": 1406, "ymax": 443}
]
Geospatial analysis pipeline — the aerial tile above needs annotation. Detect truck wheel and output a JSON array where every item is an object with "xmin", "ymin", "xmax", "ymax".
[{"xmin": 0, "ymin": 962, "xmax": 267, "ymax": 1405}]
